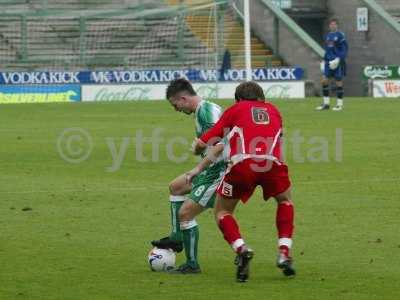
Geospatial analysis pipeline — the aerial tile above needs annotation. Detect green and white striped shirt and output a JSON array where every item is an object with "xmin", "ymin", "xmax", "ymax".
[
  {"xmin": 194, "ymin": 100, "xmax": 222, "ymax": 138},
  {"xmin": 193, "ymin": 100, "xmax": 226, "ymax": 177}
]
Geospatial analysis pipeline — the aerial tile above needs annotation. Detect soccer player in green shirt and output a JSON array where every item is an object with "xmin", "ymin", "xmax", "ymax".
[{"xmin": 151, "ymin": 78, "xmax": 226, "ymax": 274}]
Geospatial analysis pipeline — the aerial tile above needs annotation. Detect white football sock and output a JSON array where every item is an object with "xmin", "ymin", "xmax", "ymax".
[{"xmin": 278, "ymin": 238, "xmax": 293, "ymax": 249}]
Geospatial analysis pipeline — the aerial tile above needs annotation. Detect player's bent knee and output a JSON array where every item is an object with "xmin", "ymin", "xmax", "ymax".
[
  {"xmin": 214, "ymin": 204, "xmax": 226, "ymax": 222},
  {"xmin": 169, "ymin": 177, "xmax": 179, "ymax": 193},
  {"xmin": 215, "ymin": 212, "xmax": 229, "ymax": 225},
  {"xmin": 274, "ymin": 188, "xmax": 293, "ymax": 204},
  {"xmin": 168, "ymin": 182, "xmax": 181, "ymax": 195},
  {"xmin": 168, "ymin": 183, "xmax": 175, "ymax": 194},
  {"xmin": 214, "ymin": 195, "xmax": 233, "ymax": 221},
  {"xmin": 169, "ymin": 175, "xmax": 190, "ymax": 195}
]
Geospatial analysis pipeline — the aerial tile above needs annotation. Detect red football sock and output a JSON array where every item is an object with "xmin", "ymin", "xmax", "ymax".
[
  {"xmin": 276, "ymin": 200, "xmax": 294, "ymax": 239},
  {"xmin": 218, "ymin": 214, "xmax": 245, "ymax": 253}
]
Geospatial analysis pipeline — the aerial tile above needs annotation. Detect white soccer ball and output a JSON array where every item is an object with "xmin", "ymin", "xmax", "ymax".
[{"xmin": 148, "ymin": 247, "xmax": 176, "ymax": 272}]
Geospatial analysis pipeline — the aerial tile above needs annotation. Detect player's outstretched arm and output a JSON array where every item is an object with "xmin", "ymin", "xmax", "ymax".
[{"xmin": 186, "ymin": 143, "xmax": 224, "ymax": 183}]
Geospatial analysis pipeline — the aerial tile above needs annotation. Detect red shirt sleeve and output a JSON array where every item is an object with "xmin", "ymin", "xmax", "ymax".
[{"xmin": 200, "ymin": 105, "xmax": 235, "ymax": 145}]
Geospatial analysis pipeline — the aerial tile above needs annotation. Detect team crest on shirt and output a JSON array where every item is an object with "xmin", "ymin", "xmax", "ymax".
[
  {"xmin": 251, "ymin": 107, "xmax": 270, "ymax": 125},
  {"xmin": 222, "ymin": 182, "xmax": 233, "ymax": 197}
]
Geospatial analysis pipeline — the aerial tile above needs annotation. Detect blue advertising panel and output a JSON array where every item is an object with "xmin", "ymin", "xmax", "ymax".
[{"xmin": 0, "ymin": 68, "xmax": 304, "ymax": 85}]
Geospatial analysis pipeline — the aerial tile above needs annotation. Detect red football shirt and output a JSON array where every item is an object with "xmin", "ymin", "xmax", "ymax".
[{"xmin": 200, "ymin": 100, "xmax": 283, "ymax": 164}]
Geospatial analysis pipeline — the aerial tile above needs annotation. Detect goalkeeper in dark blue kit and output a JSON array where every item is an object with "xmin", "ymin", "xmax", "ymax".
[{"xmin": 316, "ymin": 18, "xmax": 348, "ymax": 111}]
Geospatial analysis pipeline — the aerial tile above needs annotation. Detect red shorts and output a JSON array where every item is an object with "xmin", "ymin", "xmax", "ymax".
[{"xmin": 217, "ymin": 159, "xmax": 291, "ymax": 203}]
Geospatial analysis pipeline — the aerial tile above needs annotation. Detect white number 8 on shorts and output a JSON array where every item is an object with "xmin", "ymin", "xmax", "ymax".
[{"xmin": 194, "ymin": 185, "xmax": 205, "ymax": 197}]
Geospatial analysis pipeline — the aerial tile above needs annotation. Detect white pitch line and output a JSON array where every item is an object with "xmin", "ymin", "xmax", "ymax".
[{"xmin": 0, "ymin": 177, "xmax": 399, "ymax": 195}]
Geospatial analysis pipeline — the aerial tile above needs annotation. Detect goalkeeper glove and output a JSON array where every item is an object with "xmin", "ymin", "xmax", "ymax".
[{"xmin": 329, "ymin": 58, "xmax": 340, "ymax": 70}]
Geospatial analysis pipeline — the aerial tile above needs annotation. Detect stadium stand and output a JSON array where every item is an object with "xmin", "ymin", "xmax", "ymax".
[
  {"xmin": 0, "ymin": 0, "xmax": 158, "ymax": 11},
  {"xmin": 184, "ymin": 13, "xmax": 281, "ymax": 68},
  {"xmin": 167, "ymin": 0, "xmax": 281, "ymax": 68},
  {"xmin": 0, "ymin": 0, "xmax": 282, "ymax": 71},
  {"xmin": 0, "ymin": 4, "xmax": 211, "ymax": 70},
  {"xmin": 0, "ymin": 16, "xmax": 217, "ymax": 70}
]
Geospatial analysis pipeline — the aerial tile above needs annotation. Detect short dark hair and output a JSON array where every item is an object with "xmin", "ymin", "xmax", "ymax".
[
  {"xmin": 234, "ymin": 81, "xmax": 265, "ymax": 102},
  {"xmin": 166, "ymin": 78, "xmax": 197, "ymax": 99},
  {"xmin": 329, "ymin": 18, "xmax": 339, "ymax": 25}
]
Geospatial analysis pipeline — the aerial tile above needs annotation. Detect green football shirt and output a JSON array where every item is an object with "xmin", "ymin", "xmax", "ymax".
[
  {"xmin": 193, "ymin": 100, "xmax": 225, "ymax": 178},
  {"xmin": 194, "ymin": 100, "xmax": 222, "ymax": 138}
]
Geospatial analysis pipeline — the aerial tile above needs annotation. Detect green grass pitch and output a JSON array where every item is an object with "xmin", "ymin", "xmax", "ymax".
[{"xmin": 1, "ymin": 98, "xmax": 400, "ymax": 299}]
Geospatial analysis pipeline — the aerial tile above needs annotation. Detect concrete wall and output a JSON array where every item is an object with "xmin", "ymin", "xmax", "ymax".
[
  {"xmin": 326, "ymin": 0, "xmax": 400, "ymax": 95},
  {"xmin": 290, "ymin": 0, "xmax": 327, "ymax": 11},
  {"xmin": 292, "ymin": 18, "xmax": 325, "ymax": 44},
  {"xmin": 375, "ymin": 0, "xmax": 400, "ymax": 11}
]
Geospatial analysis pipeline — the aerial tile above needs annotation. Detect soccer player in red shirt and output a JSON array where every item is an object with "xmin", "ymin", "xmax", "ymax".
[{"xmin": 192, "ymin": 81, "xmax": 296, "ymax": 282}]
